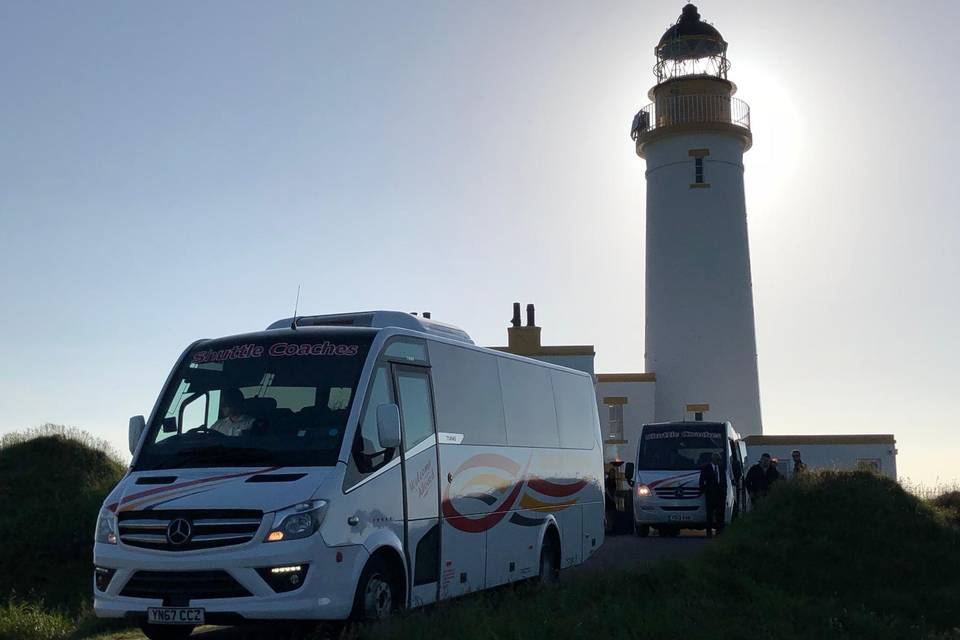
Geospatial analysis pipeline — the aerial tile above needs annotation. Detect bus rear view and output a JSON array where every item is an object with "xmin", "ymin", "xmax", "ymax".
[{"xmin": 630, "ymin": 421, "xmax": 746, "ymax": 536}]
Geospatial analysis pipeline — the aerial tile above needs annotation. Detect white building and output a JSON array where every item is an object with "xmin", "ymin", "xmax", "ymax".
[
  {"xmin": 491, "ymin": 4, "xmax": 896, "ymax": 477},
  {"xmin": 744, "ymin": 435, "xmax": 898, "ymax": 480}
]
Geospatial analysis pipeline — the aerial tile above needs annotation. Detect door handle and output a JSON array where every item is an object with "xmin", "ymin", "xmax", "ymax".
[
  {"xmin": 347, "ymin": 516, "xmax": 359, "ymax": 526},
  {"xmin": 447, "ymin": 472, "xmax": 453, "ymax": 483}
]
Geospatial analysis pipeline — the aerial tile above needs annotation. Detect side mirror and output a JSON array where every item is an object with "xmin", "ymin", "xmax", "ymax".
[
  {"xmin": 376, "ymin": 404, "xmax": 402, "ymax": 450},
  {"xmin": 624, "ymin": 462, "xmax": 635, "ymax": 485},
  {"xmin": 128, "ymin": 415, "xmax": 146, "ymax": 454}
]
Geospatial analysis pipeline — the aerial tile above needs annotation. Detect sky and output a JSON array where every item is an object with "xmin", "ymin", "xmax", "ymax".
[{"xmin": 1, "ymin": 1, "xmax": 958, "ymax": 487}]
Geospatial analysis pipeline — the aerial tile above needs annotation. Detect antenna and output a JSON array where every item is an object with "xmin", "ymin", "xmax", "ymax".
[{"xmin": 290, "ymin": 285, "xmax": 301, "ymax": 330}]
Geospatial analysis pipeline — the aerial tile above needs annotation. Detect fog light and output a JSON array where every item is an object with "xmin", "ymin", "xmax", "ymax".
[
  {"xmin": 270, "ymin": 565, "xmax": 302, "ymax": 574},
  {"xmin": 94, "ymin": 567, "xmax": 116, "ymax": 592},
  {"xmin": 256, "ymin": 564, "xmax": 309, "ymax": 593}
]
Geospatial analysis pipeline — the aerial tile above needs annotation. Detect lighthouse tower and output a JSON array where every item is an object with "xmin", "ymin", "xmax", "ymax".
[{"xmin": 632, "ymin": 4, "xmax": 763, "ymax": 435}]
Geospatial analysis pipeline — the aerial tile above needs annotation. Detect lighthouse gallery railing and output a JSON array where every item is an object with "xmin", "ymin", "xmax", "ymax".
[{"xmin": 631, "ymin": 95, "xmax": 750, "ymax": 141}]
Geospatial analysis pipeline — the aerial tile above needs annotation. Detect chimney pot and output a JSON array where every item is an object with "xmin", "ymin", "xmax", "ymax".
[
  {"xmin": 526, "ymin": 304, "xmax": 536, "ymax": 327},
  {"xmin": 511, "ymin": 303, "xmax": 521, "ymax": 327},
  {"xmin": 423, "ymin": 311, "xmax": 431, "ymax": 319}
]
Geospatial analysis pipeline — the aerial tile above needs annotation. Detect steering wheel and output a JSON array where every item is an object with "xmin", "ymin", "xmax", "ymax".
[{"xmin": 186, "ymin": 426, "xmax": 227, "ymax": 438}]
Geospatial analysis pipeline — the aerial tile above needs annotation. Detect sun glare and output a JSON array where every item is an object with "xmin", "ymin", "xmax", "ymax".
[{"xmin": 734, "ymin": 60, "xmax": 806, "ymax": 212}]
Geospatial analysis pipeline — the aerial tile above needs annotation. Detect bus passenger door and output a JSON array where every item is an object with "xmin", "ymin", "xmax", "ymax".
[
  {"xmin": 728, "ymin": 437, "xmax": 744, "ymax": 519},
  {"xmin": 392, "ymin": 365, "xmax": 441, "ymax": 608}
]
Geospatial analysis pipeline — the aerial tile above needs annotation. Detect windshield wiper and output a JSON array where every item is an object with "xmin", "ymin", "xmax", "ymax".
[{"xmin": 151, "ymin": 445, "xmax": 278, "ymax": 470}]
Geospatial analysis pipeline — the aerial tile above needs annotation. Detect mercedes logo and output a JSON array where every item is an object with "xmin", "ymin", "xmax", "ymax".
[
  {"xmin": 166, "ymin": 518, "xmax": 193, "ymax": 546},
  {"xmin": 676, "ymin": 487, "xmax": 683, "ymax": 499}
]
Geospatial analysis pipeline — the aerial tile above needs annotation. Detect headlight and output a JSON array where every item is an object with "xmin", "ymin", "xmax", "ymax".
[
  {"xmin": 95, "ymin": 509, "xmax": 118, "ymax": 545},
  {"xmin": 265, "ymin": 500, "xmax": 328, "ymax": 543},
  {"xmin": 636, "ymin": 484, "xmax": 651, "ymax": 497}
]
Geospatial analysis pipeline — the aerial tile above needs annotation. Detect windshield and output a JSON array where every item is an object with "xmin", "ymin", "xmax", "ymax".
[
  {"xmin": 637, "ymin": 426, "xmax": 726, "ymax": 471},
  {"xmin": 134, "ymin": 334, "xmax": 373, "ymax": 471}
]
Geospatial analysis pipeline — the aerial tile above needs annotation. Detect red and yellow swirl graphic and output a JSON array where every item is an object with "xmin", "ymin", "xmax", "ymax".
[{"xmin": 442, "ymin": 453, "xmax": 588, "ymax": 532}]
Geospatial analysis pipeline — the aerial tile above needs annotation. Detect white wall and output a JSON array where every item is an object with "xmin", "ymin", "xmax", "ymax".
[
  {"xmin": 745, "ymin": 442, "xmax": 897, "ymax": 479},
  {"xmin": 644, "ymin": 131, "xmax": 763, "ymax": 436},
  {"xmin": 595, "ymin": 380, "xmax": 655, "ymax": 464}
]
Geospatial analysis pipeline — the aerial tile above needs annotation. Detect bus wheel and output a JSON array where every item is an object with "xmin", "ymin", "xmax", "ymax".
[
  {"xmin": 634, "ymin": 522, "xmax": 650, "ymax": 537},
  {"xmin": 538, "ymin": 531, "xmax": 560, "ymax": 584},
  {"xmin": 354, "ymin": 556, "xmax": 399, "ymax": 622},
  {"xmin": 139, "ymin": 624, "xmax": 195, "ymax": 640}
]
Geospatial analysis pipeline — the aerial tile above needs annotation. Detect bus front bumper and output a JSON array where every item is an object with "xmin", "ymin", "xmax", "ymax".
[
  {"xmin": 634, "ymin": 500, "xmax": 707, "ymax": 526},
  {"xmin": 92, "ymin": 537, "xmax": 368, "ymax": 622}
]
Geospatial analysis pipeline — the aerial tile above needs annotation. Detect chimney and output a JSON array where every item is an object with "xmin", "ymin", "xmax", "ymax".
[
  {"xmin": 511, "ymin": 302, "xmax": 522, "ymax": 327},
  {"xmin": 422, "ymin": 311, "xmax": 431, "ymax": 319},
  {"xmin": 506, "ymin": 302, "xmax": 542, "ymax": 354}
]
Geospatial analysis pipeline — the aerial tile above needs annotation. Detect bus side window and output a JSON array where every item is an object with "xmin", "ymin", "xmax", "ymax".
[{"xmin": 346, "ymin": 364, "xmax": 397, "ymax": 485}]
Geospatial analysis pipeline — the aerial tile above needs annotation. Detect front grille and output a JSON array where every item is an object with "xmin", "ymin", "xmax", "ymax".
[
  {"xmin": 654, "ymin": 486, "xmax": 701, "ymax": 500},
  {"xmin": 118, "ymin": 509, "xmax": 263, "ymax": 551},
  {"xmin": 120, "ymin": 570, "xmax": 251, "ymax": 600},
  {"xmin": 661, "ymin": 505, "xmax": 699, "ymax": 511}
]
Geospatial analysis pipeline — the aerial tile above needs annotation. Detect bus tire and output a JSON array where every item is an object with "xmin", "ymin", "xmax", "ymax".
[
  {"xmin": 538, "ymin": 528, "xmax": 561, "ymax": 584},
  {"xmin": 139, "ymin": 624, "xmax": 195, "ymax": 640},
  {"xmin": 352, "ymin": 555, "xmax": 401, "ymax": 622}
]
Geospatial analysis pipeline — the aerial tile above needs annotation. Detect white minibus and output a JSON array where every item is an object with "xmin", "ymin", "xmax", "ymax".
[
  {"xmin": 93, "ymin": 311, "xmax": 604, "ymax": 639},
  {"xmin": 627, "ymin": 420, "xmax": 748, "ymax": 536}
]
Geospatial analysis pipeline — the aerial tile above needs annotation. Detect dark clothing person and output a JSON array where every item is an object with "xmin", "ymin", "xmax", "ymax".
[
  {"xmin": 699, "ymin": 461, "xmax": 725, "ymax": 536},
  {"xmin": 766, "ymin": 466, "xmax": 781, "ymax": 487},
  {"xmin": 745, "ymin": 462, "xmax": 768, "ymax": 502}
]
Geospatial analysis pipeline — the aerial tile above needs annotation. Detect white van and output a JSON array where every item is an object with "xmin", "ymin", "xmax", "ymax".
[
  {"xmin": 627, "ymin": 420, "xmax": 748, "ymax": 536},
  {"xmin": 93, "ymin": 311, "xmax": 604, "ymax": 639}
]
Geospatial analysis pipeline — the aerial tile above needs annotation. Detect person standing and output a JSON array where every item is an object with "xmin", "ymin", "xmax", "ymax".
[
  {"xmin": 699, "ymin": 451, "xmax": 726, "ymax": 537},
  {"xmin": 767, "ymin": 458, "xmax": 782, "ymax": 488},
  {"xmin": 791, "ymin": 449, "xmax": 808, "ymax": 476},
  {"xmin": 745, "ymin": 453, "xmax": 772, "ymax": 504}
]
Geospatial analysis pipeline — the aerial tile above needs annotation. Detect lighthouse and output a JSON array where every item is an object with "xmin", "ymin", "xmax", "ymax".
[{"xmin": 632, "ymin": 4, "xmax": 763, "ymax": 435}]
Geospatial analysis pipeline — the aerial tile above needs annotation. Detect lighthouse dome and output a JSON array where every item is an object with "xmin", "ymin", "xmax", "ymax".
[{"xmin": 656, "ymin": 4, "xmax": 726, "ymax": 60}]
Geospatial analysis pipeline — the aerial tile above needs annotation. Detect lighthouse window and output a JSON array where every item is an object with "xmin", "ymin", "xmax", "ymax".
[{"xmin": 694, "ymin": 157, "xmax": 704, "ymax": 183}]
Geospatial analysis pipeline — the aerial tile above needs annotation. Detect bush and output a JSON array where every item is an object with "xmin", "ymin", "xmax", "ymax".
[
  {"xmin": 932, "ymin": 490, "xmax": 960, "ymax": 526},
  {"xmin": 0, "ymin": 425, "xmax": 126, "ymax": 612},
  {"xmin": 367, "ymin": 471, "xmax": 960, "ymax": 640}
]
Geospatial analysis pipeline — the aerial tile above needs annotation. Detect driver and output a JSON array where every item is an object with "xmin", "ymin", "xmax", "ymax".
[{"xmin": 209, "ymin": 389, "xmax": 254, "ymax": 436}]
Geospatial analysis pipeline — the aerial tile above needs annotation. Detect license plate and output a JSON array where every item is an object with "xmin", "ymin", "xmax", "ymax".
[
  {"xmin": 668, "ymin": 514, "xmax": 694, "ymax": 522},
  {"xmin": 147, "ymin": 607, "xmax": 205, "ymax": 625}
]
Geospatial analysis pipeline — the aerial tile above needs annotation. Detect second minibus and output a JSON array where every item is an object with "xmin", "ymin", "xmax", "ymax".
[{"xmin": 627, "ymin": 420, "xmax": 748, "ymax": 536}]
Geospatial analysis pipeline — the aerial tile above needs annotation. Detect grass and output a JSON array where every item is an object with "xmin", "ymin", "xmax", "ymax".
[
  {"xmin": 932, "ymin": 491, "xmax": 960, "ymax": 527},
  {"xmin": 0, "ymin": 426, "xmax": 129, "ymax": 640},
  {"xmin": 366, "ymin": 471, "xmax": 960, "ymax": 640},
  {"xmin": 0, "ymin": 601, "xmax": 72, "ymax": 640},
  {"xmin": 0, "ymin": 425, "xmax": 126, "ymax": 611},
  {"xmin": 2, "ymin": 427, "xmax": 958, "ymax": 640}
]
